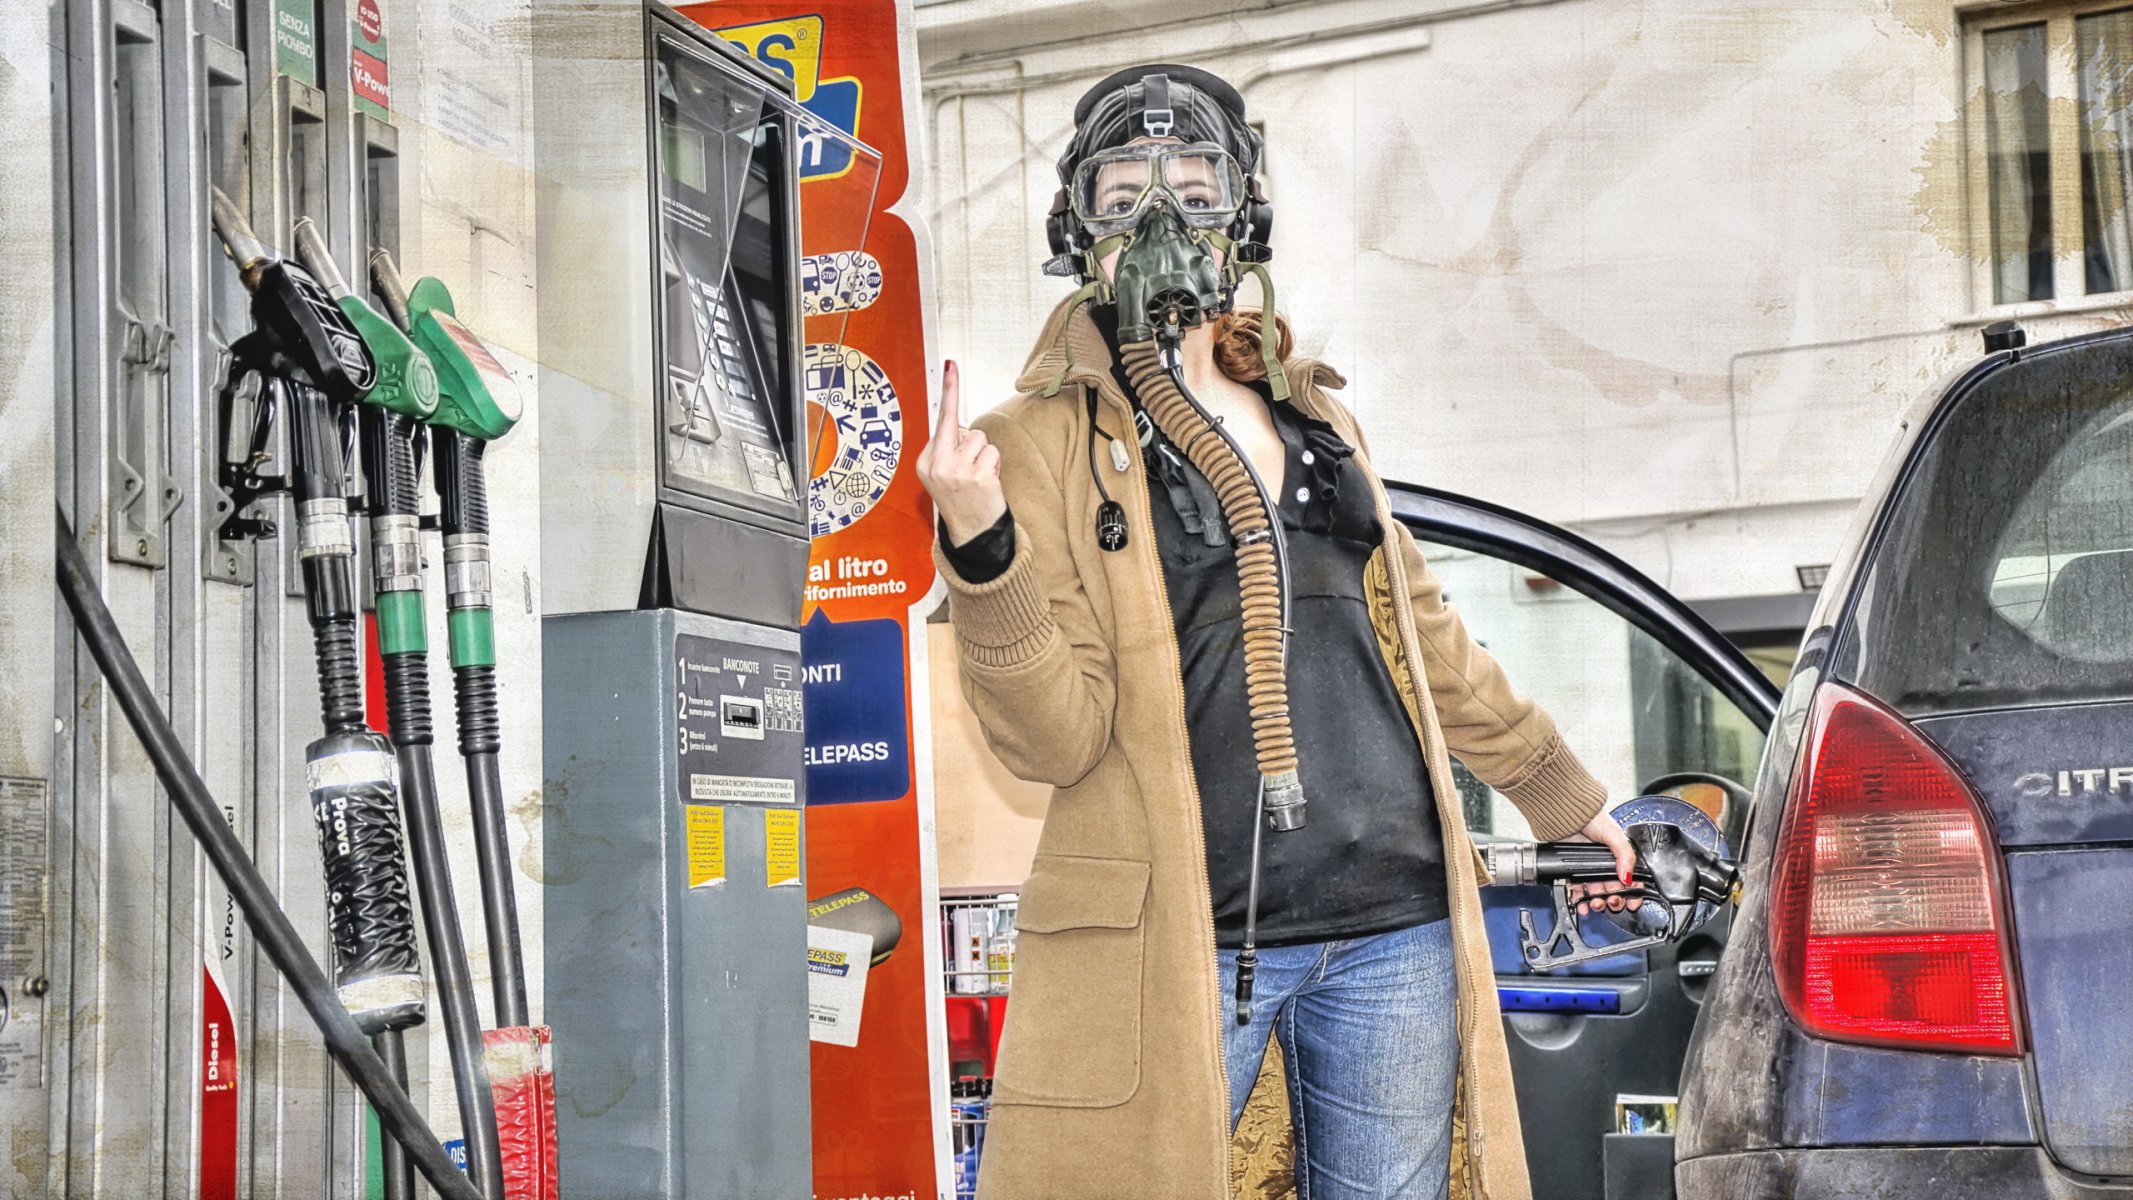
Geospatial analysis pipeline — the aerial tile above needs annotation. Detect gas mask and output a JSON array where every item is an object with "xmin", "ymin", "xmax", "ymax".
[
  {"xmin": 1061, "ymin": 140, "xmax": 1243, "ymax": 343},
  {"xmin": 1044, "ymin": 137, "xmax": 1283, "ymax": 385},
  {"xmin": 1107, "ymin": 204, "xmax": 1227, "ymax": 345},
  {"xmin": 1044, "ymin": 69, "xmax": 1277, "ymax": 353}
]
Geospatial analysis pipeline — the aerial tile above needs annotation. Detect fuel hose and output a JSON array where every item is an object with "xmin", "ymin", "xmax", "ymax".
[
  {"xmin": 54, "ymin": 511, "xmax": 481, "ymax": 1200},
  {"xmin": 287, "ymin": 377, "xmax": 428, "ymax": 1034},
  {"xmin": 363, "ymin": 400, "xmax": 508, "ymax": 1200},
  {"xmin": 220, "ymin": 193, "xmax": 425, "ymax": 1192},
  {"xmin": 290, "ymin": 215, "xmax": 439, "ymax": 1200},
  {"xmin": 211, "ymin": 193, "xmax": 428, "ymax": 1044},
  {"xmin": 433, "ymin": 430, "xmax": 529, "ymax": 1026},
  {"xmin": 373, "ymin": 248, "xmax": 548, "ymax": 1199},
  {"xmin": 300, "ymin": 221, "xmax": 509, "ymax": 1200}
]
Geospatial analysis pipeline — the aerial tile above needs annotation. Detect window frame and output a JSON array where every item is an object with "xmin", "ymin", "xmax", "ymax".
[{"xmin": 1964, "ymin": 0, "xmax": 2133, "ymax": 315}]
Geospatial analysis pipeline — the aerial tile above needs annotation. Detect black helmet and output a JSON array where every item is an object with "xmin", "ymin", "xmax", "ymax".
[{"xmin": 1057, "ymin": 64, "xmax": 1262, "ymax": 182}]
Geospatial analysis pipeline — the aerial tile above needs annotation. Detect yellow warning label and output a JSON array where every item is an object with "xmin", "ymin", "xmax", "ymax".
[
  {"xmin": 765, "ymin": 808, "xmax": 801, "ymax": 888},
  {"xmin": 687, "ymin": 805, "xmax": 726, "ymax": 889}
]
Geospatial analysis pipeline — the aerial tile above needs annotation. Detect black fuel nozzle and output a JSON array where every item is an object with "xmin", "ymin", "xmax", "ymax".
[
  {"xmin": 1480, "ymin": 797, "xmax": 1739, "ymax": 971},
  {"xmin": 1499, "ymin": 825, "xmax": 1734, "ymax": 913},
  {"xmin": 1626, "ymin": 821, "xmax": 1738, "ymax": 913},
  {"xmin": 209, "ymin": 187, "xmax": 377, "ymax": 407}
]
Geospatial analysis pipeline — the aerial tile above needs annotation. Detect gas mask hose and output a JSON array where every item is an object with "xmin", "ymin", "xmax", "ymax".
[
  {"xmin": 1118, "ymin": 339, "xmax": 1304, "ymax": 830},
  {"xmin": 1117, "ymin": 337, "xmax": 1302, "ymax": 1028}
]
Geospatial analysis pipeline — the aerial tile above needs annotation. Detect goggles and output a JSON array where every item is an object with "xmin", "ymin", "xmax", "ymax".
[{"xmin": 1068, "ymin": 142, "xmax": 1246, "ymax": 238}]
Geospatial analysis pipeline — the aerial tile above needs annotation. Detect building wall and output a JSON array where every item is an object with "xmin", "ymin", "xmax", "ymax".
[
  {"xmin": 4, "ymin": 0, "xmax": 548, "ymax": 1170},
  {"xmin": 915, "ymin": 0, "xmax": 2131, "ymax": 607}
]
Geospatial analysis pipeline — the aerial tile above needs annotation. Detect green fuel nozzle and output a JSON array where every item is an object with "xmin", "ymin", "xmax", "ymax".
[
  {"xmin": 369, "ymin": 251, "xmax": 521, "ymax": 442},
  {"xmin": 291, "ymin": 219, "xmax": 439, "ymax": 422}
]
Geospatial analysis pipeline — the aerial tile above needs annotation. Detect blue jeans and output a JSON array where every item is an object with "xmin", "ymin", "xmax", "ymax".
[{"xmin": 1219, "ymin": 918, "xmax": 1459, "ymax": 1200}]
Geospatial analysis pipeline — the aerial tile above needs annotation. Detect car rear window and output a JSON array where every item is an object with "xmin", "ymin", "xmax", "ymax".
[{"xmin": 1836, "ymin": 332, "xmax": 2133, "ymax": 716}]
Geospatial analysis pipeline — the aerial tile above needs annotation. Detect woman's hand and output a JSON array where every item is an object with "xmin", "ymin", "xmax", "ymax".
[
  {"xmin": 917, "ymin": 360, "xmax": 1008, "ymax": 545},
  {"xmin": 1567, "ymin": 808, "xmax": 1637, "ymax": 916}
]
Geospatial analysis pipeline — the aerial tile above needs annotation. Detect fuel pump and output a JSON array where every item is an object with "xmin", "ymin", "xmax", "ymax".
[
  {"xmin": 288, "ymin": 222, "xmax": 509, "ymax": 1200},
  {"xmin": 194, "ymin": 189, "xmax": 487, "ymax": 1198},
  {"xmin": 533, "ymin": 12, "xmax": 829, "ymax": 1195},
  {"xmin": 1479, "ymin": 794, "xmax": 1740, "ymax": 971}
]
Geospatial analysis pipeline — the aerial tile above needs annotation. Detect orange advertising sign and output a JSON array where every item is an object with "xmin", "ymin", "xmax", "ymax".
[{"xmin": 680, "ymin": 3, "xmax": 943, "ymax": 1195}]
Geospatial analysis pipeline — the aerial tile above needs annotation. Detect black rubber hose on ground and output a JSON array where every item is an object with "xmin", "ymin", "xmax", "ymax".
[{"xmin": 53, "ymin": 509, "xmax": 481, "ymax": 1200}]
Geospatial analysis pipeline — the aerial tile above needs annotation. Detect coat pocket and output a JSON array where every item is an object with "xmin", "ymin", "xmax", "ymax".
[{"xmin": 991, "ymin": 854, "xmax": 1151, "ymax": 1109}]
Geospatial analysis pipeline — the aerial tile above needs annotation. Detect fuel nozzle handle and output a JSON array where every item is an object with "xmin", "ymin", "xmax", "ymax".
[
  {"xmin": 207, "ymin": 192, "xmax": 379, "ymax": 408},
  {"xmin": 1481, "ymin": 824, "xmax": 1736, "ymax": 912},
  {"xmin": 291, "ymin": 223, "xmax": 438, "ymax": 422}
]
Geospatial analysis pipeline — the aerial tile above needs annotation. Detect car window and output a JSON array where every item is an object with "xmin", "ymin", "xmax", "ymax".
[
  {"xmin": 1420, "ymin": 540, "xmax": 1766, "ymax": 850},
  {"xmin": 1986, "ymin": 410, "xmax": 2133, "ymax": 662},
  {"xmin": 1838, "ymin": 335, "xmax": 2133, "ymax": 714}
]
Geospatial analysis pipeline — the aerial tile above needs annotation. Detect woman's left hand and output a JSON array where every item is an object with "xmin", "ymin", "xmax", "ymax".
[{"xmin": 1568, "ymin": 809, "xmax": 1637, "ymax": 916}]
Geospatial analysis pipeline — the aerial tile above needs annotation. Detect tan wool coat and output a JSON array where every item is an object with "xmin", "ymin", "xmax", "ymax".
[{"xmin": 939, "ymin": 297, "xmax": 1610, "ymax": 1200}]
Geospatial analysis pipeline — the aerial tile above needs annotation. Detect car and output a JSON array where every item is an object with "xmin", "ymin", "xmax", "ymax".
[
  {"xmin": 1673, "ymin": 322, "xmax": 2133, "ymax": 1198},
  {"xmin": 1377, "ymin": 321, "xmax": 2132, "ymax": 1200}
]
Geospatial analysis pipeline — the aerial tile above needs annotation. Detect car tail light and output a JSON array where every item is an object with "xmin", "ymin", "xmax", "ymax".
[{"xmin": 1768, "ymin": 683, "xmax": 2021, "ymax": 1054}]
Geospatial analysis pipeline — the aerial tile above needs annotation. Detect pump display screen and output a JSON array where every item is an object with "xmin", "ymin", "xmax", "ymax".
[{"xmin": 652, "ymin": 34, "xmax": 801, "ymax": 517}]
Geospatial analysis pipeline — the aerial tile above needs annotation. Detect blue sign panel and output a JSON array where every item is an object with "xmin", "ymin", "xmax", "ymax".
[{"xmin": 801, "ymin": 608, "xmax": 910, "ymax": 804}]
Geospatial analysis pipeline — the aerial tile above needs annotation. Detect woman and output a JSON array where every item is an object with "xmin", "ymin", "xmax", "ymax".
[{"xmin": 919, "ymin": 63, "xmax": 1634, "ymax": 1200}]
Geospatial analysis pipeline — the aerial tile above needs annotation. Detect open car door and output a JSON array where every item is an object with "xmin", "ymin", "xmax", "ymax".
[{"xmin": 1385, "ymin": 482, "xmax": 1780, "ymax": 1200}]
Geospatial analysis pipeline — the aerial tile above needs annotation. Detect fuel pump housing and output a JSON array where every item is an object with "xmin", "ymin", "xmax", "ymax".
[{"xmin": 533, "ymin": 8, "xmax": 816, "ymax": 1196}]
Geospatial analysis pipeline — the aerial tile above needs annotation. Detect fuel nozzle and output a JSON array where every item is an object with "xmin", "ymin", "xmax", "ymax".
[
  {"xmin": 207, "ymin": 188, "xmax": 378, "ymax": 408},
  {"xmin": 1481, "ymin": 795, "xmax": 1739, "ymax": 972},
  {"xmin": 290, "ymin": 220, "xmax": 438, "ymax": 422},
  {"xmin": 371, "ymin": 252, "xmax": 521, "ymax": 442},
  {"xmin": 210, "ymin": 186, "xmax": 274, "ymax": 291}
]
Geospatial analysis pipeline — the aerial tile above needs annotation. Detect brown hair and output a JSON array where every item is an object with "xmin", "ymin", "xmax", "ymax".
[{"xmin": 1212, "ymin": 307, "xmax": 1294, "ymax": 383}]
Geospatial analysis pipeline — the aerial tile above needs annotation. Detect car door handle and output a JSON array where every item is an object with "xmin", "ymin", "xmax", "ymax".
[{"xmin": 1677, "ymin": 959, "xmax": 1719, "ymax": 978}]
